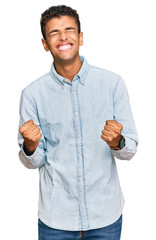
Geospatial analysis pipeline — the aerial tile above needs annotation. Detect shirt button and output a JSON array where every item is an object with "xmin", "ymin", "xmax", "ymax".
[
  {"xmin": 64, "ymin": 79, "xmax": 67, "ymax": 82},
  {"xmin": 75, "ymin": 112, "xmax": 78, "ymax": 116},
  {"xmin": 78, "ymin": 134, "xmax": 81, "ymax": 138},
  {"xmin": 81, "ymin": 80, "xmax": 84, "ymax": 84},
  {"xmin": 81, "ymin": 199, "xmax": 84, "ymax": 203},
  {"xmin": 80, "ymin": 177, "xmax": 83, "ymax": 181},
  {"xmin": 73, "ymin": 91, "xmax": 76, "ymax": 94},
  {"xmin": 79, "ymin": 155, "xmax": 82, "ymax": 159}
]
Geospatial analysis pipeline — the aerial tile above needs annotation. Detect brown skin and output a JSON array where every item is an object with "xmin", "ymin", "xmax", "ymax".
[
  {"xmin": 19, "ymin": 120, "xmax": 42, "ymax": 154},
  {"xmin": 41, "ymin": 16, "xmax": 83, "ymax": 82},
  {"xmin": 101, "ymin": 120, "xmax": 123, "ymax": 149},
  {"xmin": 19, "ymin": 16, "xmax": 123, "ymax": 153}
]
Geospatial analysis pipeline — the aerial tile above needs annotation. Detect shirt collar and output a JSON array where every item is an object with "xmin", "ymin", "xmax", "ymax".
[{"xmin": 50, "ymin": 55, "xmax": 89, "ymax": 86}]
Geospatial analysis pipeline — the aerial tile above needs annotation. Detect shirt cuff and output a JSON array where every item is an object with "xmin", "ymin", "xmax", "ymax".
[
  {"xmin": 111, "ymin": 136, "xmax": 137, "ymax": 160},
  {"xmin": 18, "ymin": 142, "xmax": 45, "ymax": 169}
]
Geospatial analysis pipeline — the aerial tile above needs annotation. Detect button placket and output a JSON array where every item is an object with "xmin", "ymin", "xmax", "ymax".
[{"xmin": 71, "ymin": 79, "xmax": 90, "ymax": 230}]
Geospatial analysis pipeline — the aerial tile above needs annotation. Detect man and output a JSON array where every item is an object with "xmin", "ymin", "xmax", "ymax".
[{"xmin": 18, "ymin": 5, "xmax": 138, "ymax": 240}]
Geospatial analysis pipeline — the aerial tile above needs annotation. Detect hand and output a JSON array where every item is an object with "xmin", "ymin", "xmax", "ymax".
[
  {"xmin": 19, "ymin": 119, "xmax": 42, "ymax": 153},
  {"xmin": 101, "ymin": 120, "xmax": 123, "ymax": 150}
]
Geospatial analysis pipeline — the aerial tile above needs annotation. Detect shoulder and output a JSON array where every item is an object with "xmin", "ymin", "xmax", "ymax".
[
  {"xmin": 88, "ymin": 62, "xmax": 122, "ymax": 85},
  {"xmin": 21, "ymin": 72, "xmax": 52, "ymax": 97},
  {"xmin": 22, "ymin": 72, "xmax": 50, "ymax": 92}
]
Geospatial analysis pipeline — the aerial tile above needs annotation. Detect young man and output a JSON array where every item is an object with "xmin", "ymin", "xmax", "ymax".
[{"xmin": 18, "ymin": 5, "xmax": 138, "ymax": 240}]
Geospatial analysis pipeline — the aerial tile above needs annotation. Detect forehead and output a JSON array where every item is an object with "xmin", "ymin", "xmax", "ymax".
[{"xmin": 45, "ymin": 16, "xmax": 78, "ymax": 31}]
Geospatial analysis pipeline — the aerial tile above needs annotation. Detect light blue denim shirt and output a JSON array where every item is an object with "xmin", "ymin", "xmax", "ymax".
[{"xmin": 18, "ymin": 56, "xmax": 138, "ymax": 231}]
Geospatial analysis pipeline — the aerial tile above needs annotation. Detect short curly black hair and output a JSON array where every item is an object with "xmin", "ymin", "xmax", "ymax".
[{"xmin": 40, "ymin": 5, "xmax": 81, "ymax": 40}]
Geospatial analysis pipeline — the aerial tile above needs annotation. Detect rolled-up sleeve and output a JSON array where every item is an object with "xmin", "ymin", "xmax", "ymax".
[
  {"xmin": 112, "ymin": 76, "xmax": 138, "ymax": 160},
  {"xmin": 111, "ymin": 136, "xmax": 137, "ymax": 160},
  {"xmin": 18, "ymin": 90, "xmax": 46, "ymax": 169}
]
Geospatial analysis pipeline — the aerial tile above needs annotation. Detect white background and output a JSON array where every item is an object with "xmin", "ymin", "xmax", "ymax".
[{"xmin": 0, "ymin": 0, "xmax": 155, "ymax": 239}]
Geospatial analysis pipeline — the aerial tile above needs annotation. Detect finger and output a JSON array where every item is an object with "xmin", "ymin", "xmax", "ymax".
[
  {"xmin": 106, "ymin": 120, "xmax": 123, "ymax": 130},
  {"xmin": 25, "ymin": 123, "xmax": 37, "ymax": 132},
  {"xmin": 104, "ymin": 125, "xmax": 120, "ymax": 134},
  {"xmin": 19, "ymin": 119, "xmax": 34, "ymax": 133},
  {"xmin": 106, "ymin": 120, "xmax": 118, "ymax": 127},
  {"xmin": 21, "ymin": 124, "xmax": 37, "ymax": 137},
  {"xmin": 32, "ymin": 127, "xmax": 41, "ymax": 136},
  {"xmin": 25, "ymin": 132, "xmax": 42, "ymax": 143},
  {"xmin": 104, "ymin": 125, "xmax": 115, "ymax": 132},
  {"xmin": 101, "ymin": 134, "xmax": 111, "ymax": 143},
  {"xmin": 35, "ymin": 132, "xmax": 42, "ymax": 140},
  {"xmin": 101, "ymin": 129, "xmax": 111, "ymax": 137},
  {"xmin": 102, "ymin": 130, "xmax": 117, "ymax": 141}
]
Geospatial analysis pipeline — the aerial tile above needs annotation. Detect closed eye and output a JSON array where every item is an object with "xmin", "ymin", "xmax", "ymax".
[
  {"xmin": 66, "ymin": 27, "xmax": 75, "ymax": 31},
  {"xmin": 51, "ymin": 30, "xmax": 58, "ymax": 34},
  {"xmin": 48, "ymin": 27, "xmax": 75, "ymax": 36},
  {"xmin": 48, "ymin": 30, "xmax": 58, "ymax": 35}
]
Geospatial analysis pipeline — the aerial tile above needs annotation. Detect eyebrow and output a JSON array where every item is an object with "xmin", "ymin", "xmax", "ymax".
[{"xmin": 48, "ymin": 27, "xmax": 75, "ymax": 35}]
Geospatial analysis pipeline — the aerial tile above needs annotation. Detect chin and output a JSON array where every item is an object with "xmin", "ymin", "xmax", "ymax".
[{"xmin": 55, "ymin": 53, "xmax": 79, "ymax": 63}]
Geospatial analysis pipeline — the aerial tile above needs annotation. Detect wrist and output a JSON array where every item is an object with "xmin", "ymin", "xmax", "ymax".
[
  {"xmin": 23, "ymin": 142, "xmax": 36, "ymax": 156},
  {"xmin": 111, "ymin": 135, "xmax": 125, "ymax": 150}
]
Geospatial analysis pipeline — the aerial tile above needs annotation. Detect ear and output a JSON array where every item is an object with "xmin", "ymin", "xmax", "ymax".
[
  {"xmin": 41, "ymin": 38, "xmax": 50, "ymax": 52},
  {"xmin": 79, "ymin": 32, "xmax": 83, "ymax": 46}
]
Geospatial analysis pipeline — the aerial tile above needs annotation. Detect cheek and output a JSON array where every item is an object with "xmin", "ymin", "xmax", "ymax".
[
  {"xmin": 48, "ymin": 41, "xmax": 57, "ymax": 52},
  {"xmin": 68, "ymin": 33, "xmax": 79, "ymax": 41}
]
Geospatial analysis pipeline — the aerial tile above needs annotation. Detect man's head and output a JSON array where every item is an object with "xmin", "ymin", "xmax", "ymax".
[
  {"xmin": 40, "ymin": 5, "xmax": 83, "ymax": 64},
  {"xmin": 40, "ymin": 5, "xmax": 81, "ymax": 40}
]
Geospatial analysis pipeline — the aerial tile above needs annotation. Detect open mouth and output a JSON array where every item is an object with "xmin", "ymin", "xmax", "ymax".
[{"xmin": 57, "ymin": 43, "xmax": 73, "ymax": 51}]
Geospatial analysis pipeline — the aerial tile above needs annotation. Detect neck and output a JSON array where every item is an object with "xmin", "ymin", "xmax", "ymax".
[{"xmin": 54, "ymin": 55, "xmax": 82, "ymax": 82}]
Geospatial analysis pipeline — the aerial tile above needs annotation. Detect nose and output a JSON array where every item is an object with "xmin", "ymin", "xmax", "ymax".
[{"xmin": 59, "ymin": 31, "xmax": 68, "ymax": 41}]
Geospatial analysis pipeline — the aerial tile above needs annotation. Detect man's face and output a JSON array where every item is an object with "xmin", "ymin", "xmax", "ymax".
[{"xmin": 42, "ymin": 16, "xmax": 83, "ymax": 63}]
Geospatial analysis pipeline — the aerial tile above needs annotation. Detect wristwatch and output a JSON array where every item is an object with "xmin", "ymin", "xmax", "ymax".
[{"xmin": 112, "ymin": 135, "xmax": 125, "ymax": 150}]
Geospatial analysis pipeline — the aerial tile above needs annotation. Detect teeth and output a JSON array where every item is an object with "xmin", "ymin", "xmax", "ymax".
[{"xmin": 58, "ymin": 44, "xmax": 72, "ymax": 50}]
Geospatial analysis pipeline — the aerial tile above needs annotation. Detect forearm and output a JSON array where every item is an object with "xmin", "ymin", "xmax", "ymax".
[
  {"xmin": 111, "ymin": 136, "xmax": 137, "ymax": 160},
  {"xmin": 18, "ymin": 90, "xmax": 47, "ymax": 169}
]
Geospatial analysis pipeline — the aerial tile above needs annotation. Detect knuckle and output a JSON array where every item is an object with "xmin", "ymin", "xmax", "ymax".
[
  {"xmin": 32, "ymin": 123, "xmax": 37, "ymax": 128},
  {"xmin": 101, "ymin": 134, "xmax": 105, "ymax": 140},
  {"xmin": 102, "ymin": 129, "xmax": 105, "ymax": 134},
  {"xmin": 37, "ymin": 133, "xmax": 41, "ymax": 139},
  {"xmin": 19, "ymin": 123, "xmax": 27, "ymax": 133},
  {"xmin": 104, "ymin": 125, "xmax": 107, "ymax": 130},
  {"xmin": 106, "ymin": 120, "xmax": 109, "ymax": 125},
  {"xmin": 23, "ymin": 131, "xmax": 28, "ymax": 138},
  {"xmin": 37, "ymin": 127, "xmax": 41, "ymax": 131},
  {"xmin": 118, "ymin": 122, "xmax": 123, "ymax": 129},
  {"xmin": 108, "ymin": 136, "xmax": 113, "ymax": 142},
  {"xmin": 113, "ymin": 120, "xmax": 117, "ymax": 123},
  {"xmin": 26, "ymin": 120, "xmax": 33, "ymax": 126},
  {"xmin": 19, "ymin": 126, "xmax": 23, "ymax": 133}
]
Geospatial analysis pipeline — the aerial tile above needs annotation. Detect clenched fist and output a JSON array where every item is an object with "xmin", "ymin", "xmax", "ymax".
[
  {"xmin": 101, "ymin": 120, "xmax": 123, "ymax": 150},
  {"xmin": 19, "ymin": 119, "xmax": 42, "ymax": 153}
]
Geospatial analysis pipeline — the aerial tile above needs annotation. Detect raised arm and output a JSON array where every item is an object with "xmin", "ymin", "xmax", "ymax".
[{"xmin": 18, "ymin": 90, "xmax": 46, "ymax": 168}]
